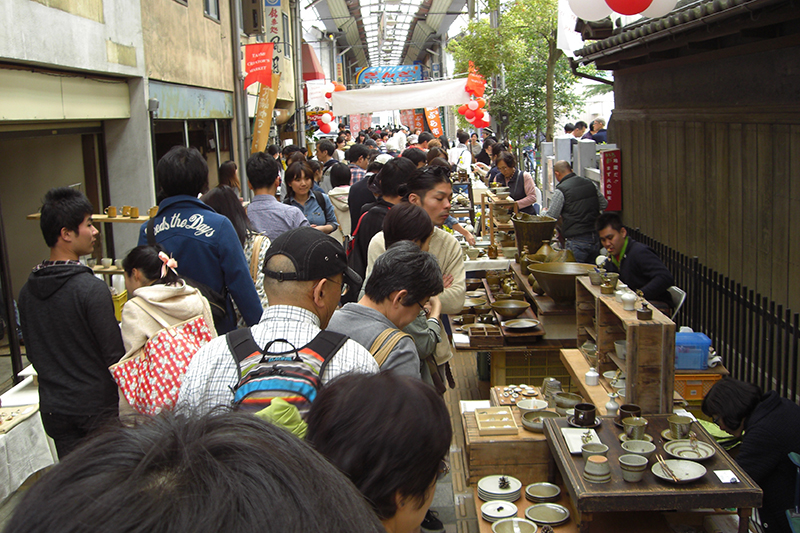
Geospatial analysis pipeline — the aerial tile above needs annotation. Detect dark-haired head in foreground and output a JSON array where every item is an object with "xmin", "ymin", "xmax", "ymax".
[
  {"xmin": 5, "ymin": 412, "xmax": 384, "ymax": 533},
  {"xmin": 306, "ymin": 372, "xmax": 452, "ymax": 533}
]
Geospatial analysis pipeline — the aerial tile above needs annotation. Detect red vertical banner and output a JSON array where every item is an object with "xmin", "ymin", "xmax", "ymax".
[
  {"xmin": 424, "ymin": 107, "xmax": 443, "ymax": 137},
  {"xmin": 600, "ymin": 149, "xmax": 622, "ymax": 211},
  {"xmin": 349, "ymin": 114, "xmax": 362, "ymax": 132},
  {"xmin": 244, "ymin": 43, "xmax": 274, "ymax": 89},
  {"xmin": 363, "ymin": 113, "xmax": 372, "ymax": 129},
  {"xmin": 413, "ymin": 110, "xmax": 425, "ymax": 132},
  {"xmin": 400, "ymin": 110, "xmax": 414, "ymax": 128}
]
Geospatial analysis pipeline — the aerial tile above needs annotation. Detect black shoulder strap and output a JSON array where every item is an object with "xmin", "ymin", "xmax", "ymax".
[
  {"xmin": 314, "ymin": 190, "xmax": 325, "ymax": 208},
  {"xmin": 146, "ymin": 216, "xmax": 156, "ymax": 246},
  {"xmin": 226, "ymin": 328, "xmax": 261, "ymax": 376},
  {"xmin": 303, "ymin": 330, "xmax": 348, "ymax": 378}
]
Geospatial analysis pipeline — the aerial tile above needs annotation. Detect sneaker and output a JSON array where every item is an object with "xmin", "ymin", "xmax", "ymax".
[{"xmin": 420, "ymin": 509, "xmax": 444, "ymax": 532}]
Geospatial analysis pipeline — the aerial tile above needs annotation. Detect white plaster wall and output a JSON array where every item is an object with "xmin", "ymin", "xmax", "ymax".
[
  {"xmin": 104, "ymin": 77, "xmax": 155, "ymax": 256},
  {"xmin": 1, "ymin": 0, "xmax": 144, "ymax": 77}
]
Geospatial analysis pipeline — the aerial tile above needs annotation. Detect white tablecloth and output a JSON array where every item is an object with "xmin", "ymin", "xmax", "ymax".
[
  {"xmin": 0, "ymin": 374, "xmax": 58, "ymax": 501},
  {"xmin": 464, "ymin": 258, "xmax": 511, "ymax": 272}
]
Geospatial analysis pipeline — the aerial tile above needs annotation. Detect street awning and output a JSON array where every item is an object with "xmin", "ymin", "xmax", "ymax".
[
  {"xmin": 302, "ymin": 43, "xmax": 325, "ymax": 81},
  {"xmin": 330, "ymin": 78, "xmax": 471, "ymax": 115}
]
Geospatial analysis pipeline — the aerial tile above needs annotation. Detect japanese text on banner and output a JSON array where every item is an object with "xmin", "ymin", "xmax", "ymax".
[
  {"xmin": 600, "ymin": 149, "xmax": 622, "ymax": 211},
  {"xmin": 424, "ymin": 108, "xmax": 443, "ymax": 137}
]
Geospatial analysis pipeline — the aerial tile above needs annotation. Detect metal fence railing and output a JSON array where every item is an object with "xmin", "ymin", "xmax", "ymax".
[{"xmin": 628, "ymin": 228, "xmax": 799, "ymax": 404}]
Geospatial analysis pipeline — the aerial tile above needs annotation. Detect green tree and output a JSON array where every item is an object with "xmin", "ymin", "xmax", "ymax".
[{"xmin": 448, "ymin": 0, "xmax": 583, "ymax": 145}]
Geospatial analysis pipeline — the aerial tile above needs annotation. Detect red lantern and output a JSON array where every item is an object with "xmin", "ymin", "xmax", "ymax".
[
  {"xmin": 320, "ymin": 123, "xmax": 331, "ymax": 134},
  {"xmin": 605, "ymin": 0, "xmax": 652, "ymax": 15}
]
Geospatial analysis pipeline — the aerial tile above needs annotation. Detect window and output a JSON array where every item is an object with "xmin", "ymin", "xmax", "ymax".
[
  {"xmin": 282, "ymin": 13, "xmax": 290, "ymax": 58},
  {"xmin": 204, "ymin": 0, "xmax": 219, "ymax": 20}
]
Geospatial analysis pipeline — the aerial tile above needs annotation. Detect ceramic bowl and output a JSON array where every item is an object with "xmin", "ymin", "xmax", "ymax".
[
  {"xmin": 611, "ymin": 378, "xmax": 627, "ymax": 390},
  {"xmin": 528, "ymin": 263, "xmax": 596, "ymax": 303},
  {"xmin": 495, "ymin": 192, "xmax": 512, "ymax": 201},
  {"xmin": 614, "ymin": 340, "xmax": 627, "ymax": 360},
  {"xmin": 516, "ymin": 399, "xmax": 547, "ymax": 415},
  {"xmin": 521, "ymin": 410, "xmax": 561, "ymax": 433},
  {"xmin": 492, "ymin": 518, "xmax": 538, "ymax": 533},
  {"xmin": 581, "ymin": 442, "xmax": 609, "ymax": 460},
  {"xmin": 464, "ymin": 297, "xmax": 487, "ymax": 308},
  {"xmin": 587, "ymin": 269, "xmax": 606, "ymax": 285},
  {"xmin": 501, "ymin": 246, "xmax": 518, "ymax": 259},
  {"xmin": 621, "ymin": 439, "xmax": 656, "ymax": 460},
  {"xmin": 583, "ymin": 455, "xmax": 611, "ymax": 483},
  {"xmin": 603, "ymin": 370, "xmax": 626, "ymax": 381},
  {"xmin": 553, "ymin": 391, "xmax": 583, "ymax": 410},
  {"xmin": 491, "ymin": 300, "xmax": 531, "ymax": 319},
  {"xmin": 495, "ymin": 213, "xmax": 513, "ymax": 223},
  {"xmin": 465, "ymin": 278, "xmax": 483, "ymax": 290},
  {"xmin": 601, "ymin": 272, "xmax": 619, "ymax": 288},
  {"xmin": 466, "ymin": 249, "xmax": 480, "ymax": 260}
]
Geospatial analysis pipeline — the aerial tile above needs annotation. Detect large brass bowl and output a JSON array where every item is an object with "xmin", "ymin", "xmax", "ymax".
[
  {"xmin": 528, "ymin": 263, "xmax": 596, "ymax": 303},
  {"xmin": 491, "ymin": 299, "xmax": 531, "ymax": 319}
]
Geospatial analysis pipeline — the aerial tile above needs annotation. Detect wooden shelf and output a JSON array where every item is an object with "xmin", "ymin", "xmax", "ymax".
[
  {"xmin": 27, "ymin": 213, "xmax": 151, "ymax": 224},
  {"xmin": 574, "ymin": 276, "xmax": 675, "ymax": 414}
]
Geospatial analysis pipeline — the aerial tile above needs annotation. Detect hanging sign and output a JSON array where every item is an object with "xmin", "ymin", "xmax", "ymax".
[
  {"xmin": 600, "ymin": 149, "xmax": 622, "ymax": 211},
  {"xmin": 400, "ymin": 110, "xmax": 415, "ymax": 129},
  {"xmin": 244, "ymin": 43, "xmax": 274, "ymax": 89},
  {"xmin": 349, "ymin": 114, "xmax": 362, "ymax": 132},
  {"xmin": 355, "ymin": 65, "xmax": 422, "ymax": 85},
  {"xmin": 413, "ymin": 110, "xmax": 425, "ymax": 133},
  {"xmin": 425, "ymin": 107, "xmax": 443, "ymax": 137},
  {"xmin": 251, "ymin": 74, "xmax": 281, "ymax": 153},
  {"xmin": 465, "ymin": 61, "xmax": 486, "ymax": 97}
]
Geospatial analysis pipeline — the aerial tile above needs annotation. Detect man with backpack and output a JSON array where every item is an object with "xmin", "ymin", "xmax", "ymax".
[
  {"xmin": 176, "ymin": 227, "xmax": 379, "ymax": 416},
  {"xmin": 327, "ymin": 242, "xmax": 443, "ymax": 378}
]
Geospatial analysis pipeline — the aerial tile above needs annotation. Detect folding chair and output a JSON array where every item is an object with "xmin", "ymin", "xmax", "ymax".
[{"xmin": 667, "ymin": 286, "xmax": 686, "ymax": 322}]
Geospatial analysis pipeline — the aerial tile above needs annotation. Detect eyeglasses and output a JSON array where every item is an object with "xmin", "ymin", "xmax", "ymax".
[
  {"xmin": 712, "ymin": 414, "xmax": 721, "ymax": 426},
  {"xmin": 325, "ymin": 278, "xmax": 350, "ymax": 297},
  {"xmin": 437, "ymin": 459, "xmax": 450, "ymax": 481}
]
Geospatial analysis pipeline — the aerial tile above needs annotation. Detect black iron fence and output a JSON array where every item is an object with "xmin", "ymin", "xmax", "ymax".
[{"xmin": 628, "ymin": 228, "xmax": 800, "ymax": 404}]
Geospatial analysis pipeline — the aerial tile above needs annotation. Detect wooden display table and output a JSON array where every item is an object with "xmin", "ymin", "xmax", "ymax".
[
  {"xmin": 462, "ymin": 407, "xmax": 554, "ymax": 485},
  {"xmin": 543, "ymin": 415, "xmax": 762, "ymax": 533},
  {"xmin": 576, "ymin": 277, "xmax": 675, "ymax": 414}
]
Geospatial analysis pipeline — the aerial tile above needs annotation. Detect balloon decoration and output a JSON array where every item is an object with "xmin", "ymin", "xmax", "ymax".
[
  {"xmin": 605, "ymin": 0, "xmax": 652, "ymax": 15},
  {"xmin": 640, "ymin": 0, "xmax": 677, "ymax": 17},
  {"xmin": 458, "ymin": 93, "xmax": 491, "ymax": 129},
  {"xmin": 320, "ymin": 113, "xmax": 332, "ymax": 124},
  {"xmin": 568, "ymin": 0, "xmax": 675, "ymax": 19},
  {"xmin": 319, "ymin": 123, "xmax": 331, "ymax": 134},
  {"xmin": 568, "ymin": 0, "xmax": 613, "ymax": 21}
]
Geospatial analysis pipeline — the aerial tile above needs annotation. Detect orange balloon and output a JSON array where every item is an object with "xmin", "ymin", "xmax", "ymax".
[
  {"xmin": 334, "ymin": 83, "xmax": 346, "ymax": 92},
  {"xmin": 477, "ymin": 97, "xmax": 486, "ymax": 108}
]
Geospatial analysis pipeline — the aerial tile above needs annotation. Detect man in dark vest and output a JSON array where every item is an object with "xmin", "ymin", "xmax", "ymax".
[{"xmin": 545, "ymin": 160, "xmax": 608, "ymax": 263}]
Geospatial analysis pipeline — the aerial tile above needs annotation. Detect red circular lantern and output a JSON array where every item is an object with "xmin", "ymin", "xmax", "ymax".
[{"xmin": 605, "ymin": 0, "xmax": 652, "ymax": 15}]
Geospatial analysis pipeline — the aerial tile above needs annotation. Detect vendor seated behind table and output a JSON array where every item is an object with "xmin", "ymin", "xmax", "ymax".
[
  {"xmin": 595, "ymin": 212, "xmax": 674, "ymax": 310},
  {"xmin": 703, "ymin": 378, "xmax": 800, "ymax": 533}
]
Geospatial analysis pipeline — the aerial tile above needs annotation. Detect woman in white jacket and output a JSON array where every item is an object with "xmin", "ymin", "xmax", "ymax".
[{"xmin": 120, "ymin": 245, "xmax": 216, "ymax": 360}]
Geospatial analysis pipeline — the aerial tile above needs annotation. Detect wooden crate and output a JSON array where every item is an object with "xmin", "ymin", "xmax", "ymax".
[
  {"xmin": 474, "ymin": 406, "xmax": 518, "ymax": 436},
  {"xmin": 462, "ymin": 409, "xmax": 554, "ymax": 486},
  {"xmin": 469, "ymin": 325, "xmax": 503, "ymax": 347}
]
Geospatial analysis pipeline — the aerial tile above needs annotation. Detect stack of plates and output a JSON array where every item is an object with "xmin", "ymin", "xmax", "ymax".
[
  {"xmin": 478, "ymin": 475, "xmax": 523, "ymax": 502},
  {"xmin": 524, "ymin": 503, "xmax": 570, "ymax": 527},
  {"xmin": 481, "ymin": 501, "xmax": 518, "ymax": 523},
  {"xmin": 525, "ymin": 482, "xmax": 561, "ymax": 503}
]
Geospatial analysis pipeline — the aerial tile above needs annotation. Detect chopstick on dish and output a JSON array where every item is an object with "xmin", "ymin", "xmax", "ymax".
[{"xmin": 656, "ymin": 454, "xmax": 679, "ymax": 482}]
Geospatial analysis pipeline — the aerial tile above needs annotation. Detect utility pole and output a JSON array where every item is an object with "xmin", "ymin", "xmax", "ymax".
[
  {"xmin": 291, "ymin": 0, "xmax": 306, "ymax": 148},
  {"xmin": 230, "ymin": 0, "xmax": 251, "ymax": 199}
]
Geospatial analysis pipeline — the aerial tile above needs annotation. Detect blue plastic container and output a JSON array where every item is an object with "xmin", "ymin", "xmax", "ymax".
[{"xmin": 675, "ymin": 332, "xmax": 711, "ymax": 370}]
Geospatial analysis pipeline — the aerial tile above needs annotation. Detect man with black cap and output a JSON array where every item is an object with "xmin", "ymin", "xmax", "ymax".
[{"xmin": 176, "ymin": 227, "xmax": 379, "ymax": 415}]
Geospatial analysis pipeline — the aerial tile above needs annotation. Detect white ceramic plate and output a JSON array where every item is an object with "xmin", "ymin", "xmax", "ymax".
[
  {"xmin": 492, "ymin": 518, "xmax": 538, "ymax": 533},
  {"xmin": 525, "ymin": 483, "xmax": 560, "ymax": 502},
  {"xmin": 651, "ymin": 459, "xmax": 707, "ymax": 483},
  {"xmin": 481, "ymin": 501, "xmax": 518, "ymax": 522},
  {"xmin": 664, "ymin": 440, "xmax": 716, "ymax": 461},
  {"xmin": 503, "ymin": 319, "xmax": 541, "ymax": 330},
  {"xmin": 478, "ymin": 475, "xmax": 523, "ymax": 497},
  {"xmin": 560, "ymin": 428, "xmax": 601, "ymax": 454}
]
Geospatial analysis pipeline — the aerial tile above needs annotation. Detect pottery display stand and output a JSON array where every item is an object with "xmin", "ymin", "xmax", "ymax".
[
  {"xmin": 480, "ymin": 192, "xmax": 518, "ymax": 248},
  {"xmin": 574, "ymin": 277, "xmax": 675, "ymax": 414}
]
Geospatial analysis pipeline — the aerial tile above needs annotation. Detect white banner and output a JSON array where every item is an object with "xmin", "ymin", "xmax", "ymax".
[{"xmin": 331, "ymin": 78, "xmax": 472, "ymax": 116}]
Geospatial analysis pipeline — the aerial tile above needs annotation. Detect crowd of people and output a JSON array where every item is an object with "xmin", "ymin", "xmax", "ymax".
[{"xmin": 11, "ymin": 119, "xmax": 795, "ymax": 533}]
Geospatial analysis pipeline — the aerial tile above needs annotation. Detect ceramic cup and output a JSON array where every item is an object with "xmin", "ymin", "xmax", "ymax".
[
  {"xmin": 466, "ymin": 248, "xmax": 480, "ymax": 260},
  {"xmin": 104, "ymin": 206, "xmax": 117, "ymax": 217},
  {"xmin": 114, "ymin": 259, "xmax": 123, "ymax": 269},
  {"xmin": 149, "ymin": 206, "xmax": 159, "ymax": 218},
  {"xmin": 621, "ymin": 440, "xmax": 656, "ymax": 460},
  {"xmin": 583, "ymin": 455, "xmax": 611, "ymax": 483},
  {"xmin": 101, "ymin": 257, "xmax": 113, "ymax": 268},
  {"xmin": 574, "ymin": 403, "xmax": 597, "ymax": 427},
  {"xmin": 619, "ymin": 454, "xmax": 648, "ymax": 482},
  {"xmin": 86, "ymin": 258, "xmax": 97, "ymax": 268},
  {"xmin": 129, "ymin": 206, "xmax": 139, "ymax": 218},
  {"xmin": 121, "ymin": 205, "xmax": 131, "ymax": 216},
  {"xmin": 616, "ymin": 404, "xmax": 642, "ymax": 426},
  {"xmin": 581, "ymin": 442, "xmax": 609, "ymax": 461},
  {"xmin": 668, "ymin": 414, "xmax": 693, "ymax": 440},
  {"xmin": 622, "ymin": 416, "xmax": 648, "ymax": 440}
]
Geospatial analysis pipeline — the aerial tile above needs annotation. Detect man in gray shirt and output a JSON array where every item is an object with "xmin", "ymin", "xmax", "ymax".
[
  {"xmin": 246, "ymin": 152, "xmax": 309, "ymax": 241},
  {"xmin": 326, "ymin": 241, "xmax": 443, "ymax": 378}
]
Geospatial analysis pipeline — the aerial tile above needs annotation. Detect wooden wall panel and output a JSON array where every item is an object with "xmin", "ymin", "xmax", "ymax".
[
  {"xmin": 668, "ymin": 121, "xmax": 683, "ymax": 249},
  {"xmin": 772, "ymin": 125, "xmax": 791, "ymax": 306},
  {"xmin": 789, "ymin": 125, "xmax": 800, "ymax": 312},
  {"xmin": 728, "ymin": 123, "xmax": 744, "ymax": 283},
  {"xmin": 756, "ymin": 124, "xmax": 774, "ymax": 300},
  {"xmin": 741, "ymin": 123, "xmax": 759, "ymax": 290}
]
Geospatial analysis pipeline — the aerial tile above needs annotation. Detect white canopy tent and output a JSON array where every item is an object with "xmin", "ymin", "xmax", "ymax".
[{"xmin": 330, "ymin": 78, "xmax": 472, "ymax": 116}]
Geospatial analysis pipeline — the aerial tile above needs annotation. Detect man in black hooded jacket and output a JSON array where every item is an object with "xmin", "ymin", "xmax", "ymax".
[{"xmin": 19, "ymin": 188, "xmax": 124, "ymax": 458}]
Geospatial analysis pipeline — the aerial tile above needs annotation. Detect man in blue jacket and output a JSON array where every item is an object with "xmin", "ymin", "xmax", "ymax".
[{"xmin": 139, "ymin": 146, "xmax": 262, "ymax": 333}]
